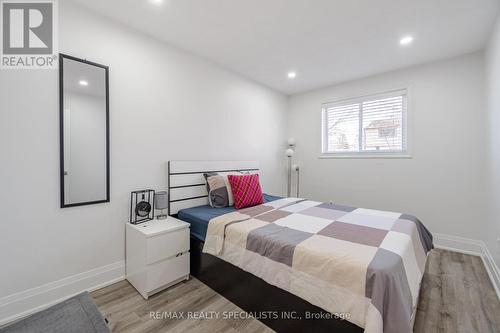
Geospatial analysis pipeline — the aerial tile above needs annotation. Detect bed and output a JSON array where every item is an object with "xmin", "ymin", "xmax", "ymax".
[
  {"xmin": 168, "ymin": 160, "xmax": 433, "ymax": 333},
  {"xmin": 178, "ymin": 193, "xmax": 282, "ymax": 241}
]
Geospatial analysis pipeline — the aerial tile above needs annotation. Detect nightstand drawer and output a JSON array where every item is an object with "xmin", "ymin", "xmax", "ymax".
[
  {"xmin": 147, "ymin": 253, "xmax": 190, "ymax": 292},
  {"xmin": 146, "ymin": 227, "xmax": 189, "ymax": 264}
]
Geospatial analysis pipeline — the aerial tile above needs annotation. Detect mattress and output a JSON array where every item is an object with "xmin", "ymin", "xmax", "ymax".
[{"xmin": 178, "ymin": 193, "xmax": 282, "ymax": 241}]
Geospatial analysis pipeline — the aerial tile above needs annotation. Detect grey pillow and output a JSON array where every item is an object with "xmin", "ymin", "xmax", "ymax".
[{"xmin": 204, "ymin": 172, "xmax": 229, "ymax": 208}]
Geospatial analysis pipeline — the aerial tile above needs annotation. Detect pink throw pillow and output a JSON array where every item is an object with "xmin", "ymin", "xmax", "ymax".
[{"xmin": 227, "ymin": 174, "xmax": 264, "ymax": 209}]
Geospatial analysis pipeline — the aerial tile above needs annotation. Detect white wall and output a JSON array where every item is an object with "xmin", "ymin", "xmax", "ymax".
[
  {"xmin": 0, "ymin": 0, "xmax": 287, "ymax": 319},
  {"xmin": 288, "ymin": 53, "xmax": 488, "ymax": 243},
  {"xmin": 486, "ymin": 16, "xmax": 500, "ymax": 266}
]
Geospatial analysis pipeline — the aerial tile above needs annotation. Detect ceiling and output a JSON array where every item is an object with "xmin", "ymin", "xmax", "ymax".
[{"xmin": 71, "ymin": 0, "xmax": 500, "ymax": 95}]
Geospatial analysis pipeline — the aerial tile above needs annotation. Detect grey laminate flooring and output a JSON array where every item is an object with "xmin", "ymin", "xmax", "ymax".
[
  {"xmin": 92, "ymin": 249, "xmax": 500, "ymax": 333},
  {"xmin": 414, "ymin": 250, "xmax": 500, "ymax": 333}
]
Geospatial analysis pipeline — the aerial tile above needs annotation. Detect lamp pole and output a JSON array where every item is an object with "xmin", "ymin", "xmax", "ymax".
[
  {"xmin": 292, "ymin": 164, "xmax": 300, "ymax": 197},
  {"xmin": 287, "ymin": 156, "xmax": 292, "ymax": 197},
  {"xmin": 286, "ymin": 138, "xmax": 296, "ymax": 198}
]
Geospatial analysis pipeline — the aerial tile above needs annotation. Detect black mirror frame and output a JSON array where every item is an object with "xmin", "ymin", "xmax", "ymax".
[{"xmin": 59, "ymin": 53, "xmax": 110, "ymax": 208}]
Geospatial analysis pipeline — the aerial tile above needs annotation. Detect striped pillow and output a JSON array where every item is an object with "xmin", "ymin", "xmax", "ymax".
[{"xmin": 227, "ymin": 174, "xmax": 264, "ymax": 209}]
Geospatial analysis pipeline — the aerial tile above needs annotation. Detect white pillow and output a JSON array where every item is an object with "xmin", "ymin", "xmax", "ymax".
[{"xmin": 219, "ymin": 171, "xmax": 241, "ymax": 206}]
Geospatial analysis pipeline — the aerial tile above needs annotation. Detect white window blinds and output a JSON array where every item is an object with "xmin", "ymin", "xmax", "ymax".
[{"xmin": 322, "ymin": 89, "xmax": 407, "ymax": 155}]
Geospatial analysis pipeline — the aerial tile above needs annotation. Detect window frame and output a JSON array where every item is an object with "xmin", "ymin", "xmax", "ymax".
[{"xmin": 320, "ymin": 88, "xmax": 411, "ymax": 159}]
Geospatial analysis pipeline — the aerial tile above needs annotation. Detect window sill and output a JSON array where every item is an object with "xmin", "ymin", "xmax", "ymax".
[{"xmin": 318, "ymin": 153, "xmax": 412, "ymax": 159}]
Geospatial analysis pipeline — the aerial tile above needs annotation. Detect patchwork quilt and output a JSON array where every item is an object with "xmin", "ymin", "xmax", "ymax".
[{"xmin": 203, "ymin": 198, "xmax": 433, "ymax": 333}]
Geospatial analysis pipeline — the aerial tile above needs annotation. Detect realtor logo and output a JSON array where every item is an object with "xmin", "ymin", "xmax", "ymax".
[{"xmin": 1, "ymin": 0, "xmax": 58, "ymax": 69}]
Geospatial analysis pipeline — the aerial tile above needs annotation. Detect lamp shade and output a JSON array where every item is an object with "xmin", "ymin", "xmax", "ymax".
[
  {"xmin": 287, "ymin": 138, "xmax": 296, "ymax": 146},
  {"xmin": 154, "ymin": 191, "xmax": 168, "ymax": 210}
]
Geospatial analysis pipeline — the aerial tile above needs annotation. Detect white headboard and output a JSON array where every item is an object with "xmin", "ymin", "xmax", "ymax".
[{"xmin": 168, "ymin": 160, "xmax": 260, "ymax": 215}]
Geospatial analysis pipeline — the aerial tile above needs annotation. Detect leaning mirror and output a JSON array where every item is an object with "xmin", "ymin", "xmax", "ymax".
[{"xmin": 59, "ymin": 54, "xmax": 109, "ymax": 208}]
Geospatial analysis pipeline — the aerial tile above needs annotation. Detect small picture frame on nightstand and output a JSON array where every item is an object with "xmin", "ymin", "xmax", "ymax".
[{"xmin": 130, "ymin": 189, "xmax": 155, "ymax": 224}]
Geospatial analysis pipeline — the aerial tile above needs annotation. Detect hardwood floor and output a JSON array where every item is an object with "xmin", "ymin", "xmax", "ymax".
[
  {"xmin": 92, "ymin": 249, "xmax": 500, "ymax": 333},
  {"xmin": 92, "ymin": 276, "xmax": 273, "ymax": 333},
  {"xmin": 414, "ymin": 250, "xmax": 500, "ymax": 333}
]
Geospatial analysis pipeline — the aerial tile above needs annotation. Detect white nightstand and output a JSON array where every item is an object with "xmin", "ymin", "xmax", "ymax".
[{"xmin": 125, "ymin": 217, "xmax": 190, "ymax": 299}]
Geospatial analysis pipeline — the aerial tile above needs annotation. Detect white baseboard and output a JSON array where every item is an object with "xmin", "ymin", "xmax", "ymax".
[
  {"xmin": 0, "ymin": 261, "xmax": 125, "ymax": 327},
  {"xmin": 434, "ymin": 233, "xmax": 500, "ymax": 300}
]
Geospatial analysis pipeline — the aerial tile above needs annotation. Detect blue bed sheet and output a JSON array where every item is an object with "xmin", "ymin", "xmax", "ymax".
[{"xmin": 178, "ymin": 194, "xmax": 282, "ymax": 241}]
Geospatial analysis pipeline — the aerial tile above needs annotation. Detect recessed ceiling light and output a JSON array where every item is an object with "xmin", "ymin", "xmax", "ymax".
[
  {"xmin": 287, "ymin": 72, "xmax": 297, "ymax": 79},
  {"xmin": 149, "ymin": 0, "xmax": 163, "ymax": 5},
  {"xmin": 79, "ymin": 80, "xmax": 88, "ymax": 86},
  {"xmin": 399, "ymin": 36, "xmax": 414, "ymax": 46}
]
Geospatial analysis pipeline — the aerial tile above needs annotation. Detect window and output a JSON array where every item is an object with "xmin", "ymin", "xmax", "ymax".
[{"xmin": 321, "ymin": 89, "xmax": 408, "ymax": 156}]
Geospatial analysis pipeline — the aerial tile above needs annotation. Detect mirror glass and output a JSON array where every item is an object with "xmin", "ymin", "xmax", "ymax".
[{"xmin": 60, "ymin": 55, "xmax": 109, "ymax": 207}]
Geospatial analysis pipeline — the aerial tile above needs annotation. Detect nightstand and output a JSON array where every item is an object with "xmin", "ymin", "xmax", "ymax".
[{"xmin": 125, "ymin": 217, "xmax": 190, "ymax": 299}]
